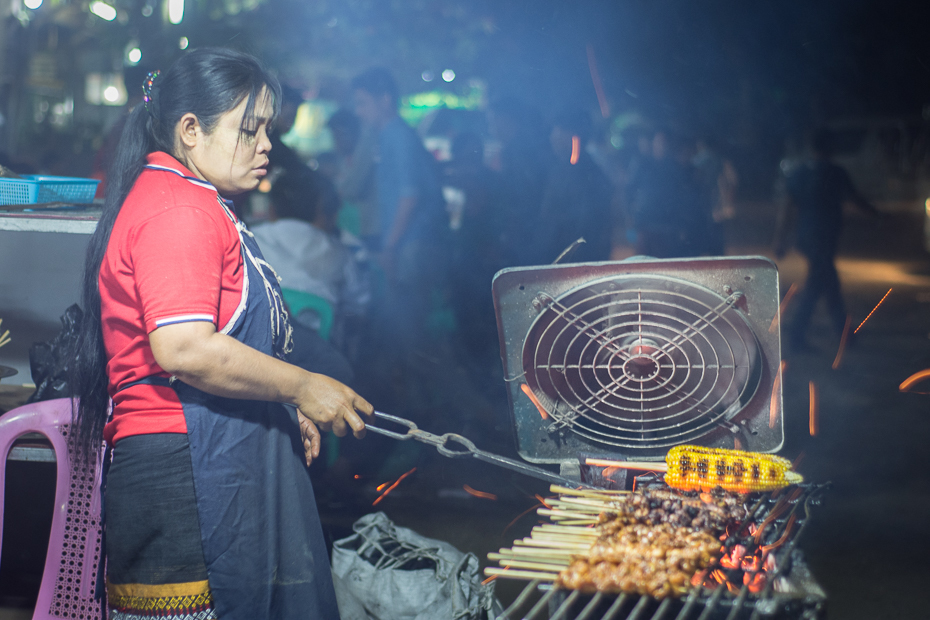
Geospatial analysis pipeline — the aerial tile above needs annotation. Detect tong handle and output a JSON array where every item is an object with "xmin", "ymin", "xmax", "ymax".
[
  {"xmin": 366, "ymin": 411, "xmax": 596, "ymax": 490},
  {"xmin": 367, "ymin": 411, "xmax": 419, "ymax": 441}
]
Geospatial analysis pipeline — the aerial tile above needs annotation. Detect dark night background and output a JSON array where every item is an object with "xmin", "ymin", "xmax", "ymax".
[
  {"xmin": 2, "ymin": 1, "xmax": 930, "ymax": 619},
  {"xmin": 4, "ymin": 0, "xmax": 930, "ymax": 175}
]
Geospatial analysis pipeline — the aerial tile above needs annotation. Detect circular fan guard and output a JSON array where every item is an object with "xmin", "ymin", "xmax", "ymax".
[{"xmin": 522, "ymin": 275, "xmax": 762, "ymax": 449}]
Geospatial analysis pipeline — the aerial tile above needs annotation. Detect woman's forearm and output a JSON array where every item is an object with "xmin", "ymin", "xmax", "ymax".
[{"xmin": 148, "ymin": 321, "xmax": 370, "ymax": 436}]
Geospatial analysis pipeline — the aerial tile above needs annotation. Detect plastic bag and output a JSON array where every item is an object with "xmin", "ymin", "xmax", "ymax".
[
  {"xmin": 331, "ymin": 512, "xmax": 503, "ymax": 620},
  {"xmin": 27, "ymin": 303, "xmax": 82, "ymax": 403}
]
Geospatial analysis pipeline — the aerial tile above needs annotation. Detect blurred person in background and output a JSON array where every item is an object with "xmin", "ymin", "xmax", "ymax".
[
  {"xmin": 251, "ymin": 171, "xmax": 371, "ymax": 386},
  {"xmin": 260, "ymin": 83, "xmax": 339, "ymax": 224},
  {"xmin": 488, "ymin": 97, "xmax": 551, "ymax": 267},
  {"xmin": 774, "ymin": 128, "xmax": 881, "ymax": 351},
  {"xmin": 324, "ymin": 107, "xmax": 379, "ymax": 243},
  {"xmin": 442, "ymin": 131, "xmax": 505, "ymax": 366},
  {"xmin": 692, "ymin": 135, "xmax": 737, "ymax": 255},
  {"xmin": 626, "ymin": 128, "xmax": 714, "ymax": 258},
  {"xmin": 351, "ymin": 67, "xmax": 449, "ymax": 417},
  {"xmin": 533, "ymin": 108, "xmax": 614, "ymax": 264}
]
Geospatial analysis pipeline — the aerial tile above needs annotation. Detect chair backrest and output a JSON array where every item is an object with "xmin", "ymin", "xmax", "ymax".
[
  {"xmin": 0, "ymin": 398, "xmax": 103, "ymax": 620},
  {"xmin": 281, "ymin": 288, "xmax": 335, "ymax": 341}
]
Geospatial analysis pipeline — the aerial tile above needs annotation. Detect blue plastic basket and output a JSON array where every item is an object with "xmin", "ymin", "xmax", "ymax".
[{"xmin": 0, "ymin": 175, "xmax": 100, "ymax": 205}]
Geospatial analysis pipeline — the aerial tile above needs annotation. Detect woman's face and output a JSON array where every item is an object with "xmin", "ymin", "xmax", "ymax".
[{"xmin": 180, "ymin": 86, "xmax": 273, "ymax": 195}]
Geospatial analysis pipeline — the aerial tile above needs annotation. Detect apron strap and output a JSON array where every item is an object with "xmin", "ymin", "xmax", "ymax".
[{"xmin": 116, "ymin": 375, "xmax": 176, "ymax": 392}]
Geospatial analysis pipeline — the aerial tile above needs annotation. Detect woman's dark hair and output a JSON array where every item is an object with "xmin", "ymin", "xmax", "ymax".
[{"xmin": 69, "ymin": 48, "xmax": 281, "ymax": 457}]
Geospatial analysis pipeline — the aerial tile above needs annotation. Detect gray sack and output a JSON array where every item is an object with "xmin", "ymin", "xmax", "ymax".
[{"xmin": 331, "ymin": 511, "xmax": 503, "ymax": 620}]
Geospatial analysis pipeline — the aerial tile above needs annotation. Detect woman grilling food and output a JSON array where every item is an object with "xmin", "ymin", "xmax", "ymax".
[{"xmin": 68, "ymin": 47, "xmax": 373, "ymax": 619}]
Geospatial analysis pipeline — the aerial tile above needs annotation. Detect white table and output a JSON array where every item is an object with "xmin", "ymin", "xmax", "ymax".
[{"xmin": 0, "ymin": 204, "xmax": 100, "ymax": 234}]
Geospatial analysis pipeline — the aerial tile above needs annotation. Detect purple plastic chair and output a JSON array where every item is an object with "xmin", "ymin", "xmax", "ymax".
[{"xmin": 0, "ymin": 398, "xmax": 104, "ymax": 620}]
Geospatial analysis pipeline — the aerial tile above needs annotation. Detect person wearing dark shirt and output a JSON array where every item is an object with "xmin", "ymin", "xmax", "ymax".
[
  {"xmin": 534, "ymin": 109, "xmax": 614, "ymax": 263},
  {"xmin": 627, "ymin": 130, "xmax": 712, "ymax": 258},
  {"xmin": 443, "ymin": 132, "xmax": 505, "ymax": 361},
  {"xmin": 351, "ymin": 67, "xmax": 449, "ymax": 419},
  {"xmin": 488, "ymin": 97, "xmax": 550, "ymax": 266},
  {"xmin": 775, "ymin": 128, "xmax": 879, "ymax": 350}
]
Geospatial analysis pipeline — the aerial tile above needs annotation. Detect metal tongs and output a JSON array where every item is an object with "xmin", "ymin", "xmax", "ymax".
[{"xmin": 366, "ymin": 411, "xmax": 597, "ymax": 490}]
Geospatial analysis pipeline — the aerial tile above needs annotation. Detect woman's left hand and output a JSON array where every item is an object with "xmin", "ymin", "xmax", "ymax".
[{"xmin": 299, "ymin": 416, "xmax": 321, "ymax": 466}]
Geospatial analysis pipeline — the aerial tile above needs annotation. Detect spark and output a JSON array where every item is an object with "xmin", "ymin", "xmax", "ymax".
[
  {"xmin": 832, "ymin": 315, "xmax": 853, "ymax": 369},
  {"xmin": 502, "ymin": 496, "xmax": 549, "ymax": 536},
  {"xmin": 762, "ymin": 514, "xmax": 797, "ymax": 552},
  {"xmin": 899, "ymin": 368, "xmax": 930, "ymax": 393},
  {"xmin": 534, "ymin": 493, "xmax": 552, "ymax": 509},
  {"xmin": 585, "ymin": 43, "xmax": 610, "ymax": 118},
  {"xmin": 791, "ymin": 451, "xmax": 805, "ymax": 470},
  {"xmin": 808, "ymin": 381, "xmax": 818, "ymax": 436},
  {"xmin": 463, "ymin": 485, "xmax": 498, "ymax": 500},
  {"xmin": 769, "ymin": 360, "xmax": 786, "ymax": 429},
  {"xmin": 371, "ymin": 467, "xmax": 416, "ymax": 506},
  {"xmin": 601, "ymin": 466, "xmax": 620, "ymax": 477},
  {"xmin": 854, "ymin": 288, "xmax": 892, "ymax": 333},
  {"xmin": 520, "ymin": 383, "xmax": 549, "ymax": 419},
  {"xmin": 631, "ymin": 472, "xmax": 657, "ymax": 493},
  {"xmin": 734, "ymin": 436, "xmax": 742, "ymax": 450},
  {"xmin": 570, "ymin": 136, "xmax": 580, "ymax": 165},
  {"xmin": 769, "ymin": 283, "xmax": 798, "ymax": 333}
]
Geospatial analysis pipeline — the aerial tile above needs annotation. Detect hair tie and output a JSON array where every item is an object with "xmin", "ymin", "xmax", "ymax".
[{"xmin": 141, "ymin": 70, "xmax": 160, "ymax": 113}]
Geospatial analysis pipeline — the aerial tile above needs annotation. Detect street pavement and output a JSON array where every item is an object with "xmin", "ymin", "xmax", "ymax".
[
  {"xmin": 314, "ymin": 202, "xmax": 930, "ymax": 619},
  {"xmin": 1, "ymin": 201, "xmax": 928, "ymax": 618}
]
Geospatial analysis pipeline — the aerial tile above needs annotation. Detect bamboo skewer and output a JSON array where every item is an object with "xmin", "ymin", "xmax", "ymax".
[
  {"xmin": 549, "ymin": 484, "xmax": 628, "ymax": 497},
  {"xmin": 495, "ymin": 547, "xmax": 577, "ymax": 559},
  {"xmin": 549, "ymin": 501, "xmax": 609, "ymax": 513},
  {"xmin": 515, "ymin": 538, "xmax": 590, "ymax": 549},
  {"xmin": 0, "ymin": 319, "xmax": 10, "ymax": 349},
  {"xmin": 551, "ymin": 497, "xmax": 623, "ymax": 510},
  {"xmin": 532, "ymin": 526, "xmax": 597, "ymax": 536},
  {"xmin": 539, "ymin": 508, "xmax": 600, "ymax": 521},
  {"xmin": 537, "ymin": 523, "xmax": 597, "ymax": 533},
  {"xmin": 494, "ymin": 559, "xmax": 569, "ymax": 572},
  {"xmin": 483, "ymin": 567, "xmax": 558, "ymax": 582},
  {"xmin": 492, "ymin": 549, "xmax": 576, "ymax": 560},
  {"xmin": 586, "ymin": 458, "xmax": 668, "ymax": 472}
]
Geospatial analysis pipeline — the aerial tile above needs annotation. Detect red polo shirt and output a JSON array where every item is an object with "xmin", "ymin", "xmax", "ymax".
[{"xmin": 100, "ymin": 152, "xmax": 245, "ymax": 445}]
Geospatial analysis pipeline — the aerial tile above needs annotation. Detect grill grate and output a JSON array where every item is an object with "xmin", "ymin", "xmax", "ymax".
[
  {"xmin": 523, "ymin": 276, "xmax": 762, "ymax": 449},
  {"xmin": 495, "ymin": 483, "xmax": 828, "ymax": 620}
]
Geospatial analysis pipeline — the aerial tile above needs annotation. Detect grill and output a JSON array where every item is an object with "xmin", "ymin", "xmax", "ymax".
[
  {"xmin": 487, "ymin": 256, "xmax": 825, "ymax": 620},
  {"xmin": 495, "ymin": 481, "xmax": 828, "ymax": 620}
]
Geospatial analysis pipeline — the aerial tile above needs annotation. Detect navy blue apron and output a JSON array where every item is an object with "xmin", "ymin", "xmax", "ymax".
[{"xmin": 141, "ymin": 165, "xmax": 340, "ymax": 619}]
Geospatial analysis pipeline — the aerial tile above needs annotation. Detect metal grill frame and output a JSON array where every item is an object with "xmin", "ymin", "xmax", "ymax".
[
  {"xmin": 495, "ymin": 483, "xmax": 828, "ymax": 620},
  {"xmin": 521, "ymin": 277, "xmax": 763, "ymax": 450},
  {"xmin": 492, "ymin": 256, "xmax": 783, "ymax": 464}
]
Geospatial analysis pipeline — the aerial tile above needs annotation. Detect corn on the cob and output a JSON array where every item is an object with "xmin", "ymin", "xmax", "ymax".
[{"xmin": 663, "ymin": 445, "xmax": 803, "ymax": 493}]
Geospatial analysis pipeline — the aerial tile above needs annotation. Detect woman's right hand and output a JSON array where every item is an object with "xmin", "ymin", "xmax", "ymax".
[{"xmin": 294, "ymin": 372, "xmax": 374, "ymax": 463}]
